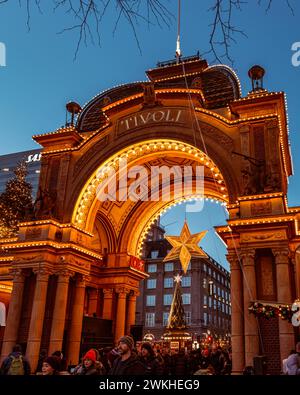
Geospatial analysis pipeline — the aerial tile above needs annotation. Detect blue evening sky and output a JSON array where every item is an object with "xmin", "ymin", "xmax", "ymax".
[{"xmin": 0, "ymin": 1, "xmax": 299, "ymax": 269}]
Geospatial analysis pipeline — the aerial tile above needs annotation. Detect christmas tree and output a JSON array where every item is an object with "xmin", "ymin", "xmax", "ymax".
[
  {"xmin": 167, "ymin": 274, "xmax": 187, "ymax": 329},
  {"xmin": 0, "ymin": 161, "xmax": 33, "ymax": 238}
]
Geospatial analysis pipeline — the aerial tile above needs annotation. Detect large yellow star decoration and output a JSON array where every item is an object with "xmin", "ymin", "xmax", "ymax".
[{"xmin": 163, "ymin": 221, "xmax": 207, "ymax": 274}]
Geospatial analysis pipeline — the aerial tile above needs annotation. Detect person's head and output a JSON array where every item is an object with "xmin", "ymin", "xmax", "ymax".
[
  {"xmin": 83, "ymin": 349, "xmax": 97, "ymax": 369},
  {"xmin": 52, "ymin": 350, "xmax": 63, "ymax": 360},
  {"xmin": 42, "ymin": 356, "xmax": 61, "ymax": 375},
  {"xmin": 296, "ymin": 342, "xmax": 300, "ymax": 353},
  {"xmin": 141, "ymin": 342, "xmax": 154, "ymax": 358},
  {"xmin": 118, "ymin": 336, "xmax": 134, "ymax": 355},
  {"xmin": 12, "ymin": 344, "xmax": 22, "ymax": 353},
  {"xmin": 211, "ymin": 344, "xmax": 218, "ymax": 353}
]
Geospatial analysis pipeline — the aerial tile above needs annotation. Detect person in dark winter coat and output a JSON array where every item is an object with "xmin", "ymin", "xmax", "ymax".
[
  {"xmin": 109, "ymin": 336, "xmax": 146, "ymax": 375},
  {"xmin": 0, "ymin": 344, "xmax": 31, "ymax": 375},
  {"xmin": 41, "ymin": 356, "xmax": 61, "ymax": 375},
  {"xmin": 73, "ymin": 349, "xmax": 105, "ymax": 375},
  {"xmin": 171, "ymin": 349, "xmax": 190, "ymax": 375},
  {"xmin": 139, "ymin": 342, "xmax": 164, "ymax": 375},
  {"xmin": 210, "ymin": 345, "xmax": 225, "ymax": 375}
]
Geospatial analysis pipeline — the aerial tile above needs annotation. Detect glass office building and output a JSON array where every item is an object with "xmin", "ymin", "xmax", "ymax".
[{"xmin": 0, "ymin": 149, "xmax": 41, "ymax": 197}]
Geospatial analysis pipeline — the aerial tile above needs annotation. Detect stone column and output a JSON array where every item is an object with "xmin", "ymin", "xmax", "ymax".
[
  {"xmin": 114, "ymin": 287, "xmax": 129, "ymax": 343},
  {"xmin": 88, "ymin": 288, "xmax": 99, "ymax": 316},
  {"xmin": 66, "ymin": 274, "xmax": 86, "ymax": 366},
  {"xmin": 227, "ymin": 255, "xmax": 245, "ymax": 373},
  {"xmin": 102, "ymin": 288, "xmax": 114, "ymax": 320},
  {"xmin": 126, "ymin": 291, "xmax": 139, "ymax": 335},
  {"xmin": 241, "ymin": 250, "xmax": 259, "ymax": 366},
  {"xmin": 0, "ymin": 269, "xmax": 26, "ymax": 363},
  {"xmin": 48, "ymin": 269, "xmax": 73, "ymax": 355},
  {"xmin": 273, "ymin": 248, "xmax": 295, "ymax": 362},
  {"xmin": 26, "ymin": 268, "xmax": 51, "ymax": 372}
]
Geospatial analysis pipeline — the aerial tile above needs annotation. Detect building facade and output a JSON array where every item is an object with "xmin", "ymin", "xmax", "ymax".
[
  {"xmin": 136, "ymin": 221, "xmax": 231, "ymax": 343},
  {"xmin": 0, "ymin": 56, "xmax": 299, "ymax": 374}
]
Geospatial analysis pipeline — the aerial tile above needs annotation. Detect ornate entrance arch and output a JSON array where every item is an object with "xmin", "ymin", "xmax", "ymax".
[{"xmin": 1, "ymin": 57, "xmax": 299, "ymax": 374}]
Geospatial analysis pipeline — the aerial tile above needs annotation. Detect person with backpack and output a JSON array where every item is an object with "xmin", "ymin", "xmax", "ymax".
[{"xmin": 0, "ymin": 344, "xmax": 31, "ymax": 375}]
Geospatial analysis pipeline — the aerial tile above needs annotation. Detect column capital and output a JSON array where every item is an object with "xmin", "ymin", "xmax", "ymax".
[
  {"xmin": 56, "ymin": 269, "xmax": 75, "ymax": 282},
  {"xmin": 273, "ymin": 248, "xmax": 290, "ymax": 263},
  {"xmin": 115, "ymin": 286, "xmax": 131, "ymax": 297},
  {"xmin": 103, "ymin": 288, "xmax": 114, "ymax": 297},
  {"xmin": 75, "ymin": 274, "xmax": 87, "ymax": 287},
  {"xmin": 33, "ymin": 267, "xmax": 53, "ymax": 280},
  {"xmin": 9, "ymin": 268, "xmax": 26, "ymax": 282},
  {"xmin": 240, "ymin": 249, "xmax": 255, "ymax": 266},
  {"xmin": 129, "ymin": 290, "xmax": 140, "ymax": 299},
  {"xmin": 226, "ymin": 255, "xmax": 240, "ymax": 271}
]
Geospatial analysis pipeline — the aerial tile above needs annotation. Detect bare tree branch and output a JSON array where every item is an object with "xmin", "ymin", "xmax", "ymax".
[{"xmin": 0, "ymin": 0, "xmax": 296, "ymax": 63}]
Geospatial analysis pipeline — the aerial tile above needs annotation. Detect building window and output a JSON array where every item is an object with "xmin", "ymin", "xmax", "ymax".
[
  {"xmin": 186, "ymin": 262, "xmax": 191, "ymax": 271},
  {"xmin": 217, "ymin": 287, "xmax": 220, "ymax": 296},
  {"xmin": 163, "ymin": 312, "xmax": 169, "ymax": 326},
  {"xmin": 213, "ymin": 271, "xmax": 216, "ymax": 279},
  {"xmin": 145, "ymin": 313, "xmax": 155, "ymax": 327},
  {"xmin": 164, "ymin": 278, "xmax": 173, "ymax": 288},
  {"xmin": 146, "ymin": 295, "xmax": 156, "ymax": 306},
  {"xmin": 151, "ymin": 250, "xmax": 159, "ymax": 259},
  {"xmin": 222, "ymin": 289, "xmax": 224, "ymax": 298},
  {"xmin": 147, "ymin": 279, "xmax": 157, "ymax": 289},
  {"xmin": 203, "ymin": 295, "xmax": 207, "ymax": 306},
  {"xmin": 208, "ymin": 267, "xmax": 211, "ymax": 275},
  {"xmin": 182, "ymin": 293, "xmax": 191, "ymax": 305},
  {"xmin": 181, "ymin": 276, "xmax": 191, "ymax": 287},
  {"xmin": 164, "ymin": 262, "xmax": 174, "ymax": 272},
  {"xmin": 213, "ymin": 299, "xmax": 217, "ymax": 310},
  {"xmin": 148, "ymin": 264, "xmax": 157, "ymax": 273},
  {"xmin": 217, "ymin": 274, "xmax": 220, "ymax": 282},
  {"xmin": 163, "ymin": 294, "xmax": 173, "ymax": 305},
  {"xmin": 203, "ymin": 312, "xmax": 208, "ymax": 325},
  {"xmin": 209, "ymin": 297, "xmax": 212, "ymax": 308},
  {"xmin": 203, "ymin": 278, "xmax": 207, "ymax": 288},
  {"xmin": 185, "ymin": 311, "xmax": 192, "ymax": 325},
  {"xmin": 203, "ymin": 263, "xmax": 207, "ymax": 272},
  {"xmin": 213, "ymin": 285, "xmax": 216, "ymax": 294}
]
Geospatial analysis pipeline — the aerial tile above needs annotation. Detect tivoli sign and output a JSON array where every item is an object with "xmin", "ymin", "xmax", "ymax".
[{"xmin": 118, "ymin": 108, "xmax": 185, "ymax": 134}]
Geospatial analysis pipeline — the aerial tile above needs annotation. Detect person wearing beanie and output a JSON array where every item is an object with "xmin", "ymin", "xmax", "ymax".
[
  {"xmin": 41, "ymin": 356, "xmax": 61, "ymax": 376},
  {"xmin": 139, "ymin": 342, "xmax": 164, "ymax": 375},
  {"xmin": 73, "ymin": 349, "xmax": 105, "ymax": 375},
  {"xmin": 109, "ymin": 336, "xmax": 146, "ymax": 375}
]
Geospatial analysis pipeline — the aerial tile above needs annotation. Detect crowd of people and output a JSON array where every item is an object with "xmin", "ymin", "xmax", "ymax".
[
  {"xmin": 0, "ymin": 337, "xmax": 232, "ymax": 376},
  {"xmin": 2, "ymin": 338, "xmax": 300, "ymax": 375}
]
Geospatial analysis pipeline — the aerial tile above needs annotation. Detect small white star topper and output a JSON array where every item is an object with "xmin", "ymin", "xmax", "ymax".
[{"xmin": 174, "ymin": 274, "xmax": 182, "ymax": 283}]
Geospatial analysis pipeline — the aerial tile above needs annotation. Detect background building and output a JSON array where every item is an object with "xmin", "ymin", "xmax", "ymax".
[
  {"xmin": 136, "ymin": 219, "xmax": 231, "ymax": 344},
  {"xmin": 0, "ymin": 149, "xmax": 41, "ymax": 196}
]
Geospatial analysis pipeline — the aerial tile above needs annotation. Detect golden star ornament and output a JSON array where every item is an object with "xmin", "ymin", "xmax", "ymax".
[{"xmin": 163, "ymin": 221, "xmax": 207, "ymax": 274}]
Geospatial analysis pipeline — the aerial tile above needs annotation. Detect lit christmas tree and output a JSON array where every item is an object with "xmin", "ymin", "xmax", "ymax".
[
  {"xmin": 167, "ymin": 274, "xmax": 187, "ymax": 329},
  {"xmin": 0, "ymin": 161, "xmax": 33, "ymax": 238},
  {"xmin": 162, "ymin": 273, "xmax": 192, "ymax": 346}
]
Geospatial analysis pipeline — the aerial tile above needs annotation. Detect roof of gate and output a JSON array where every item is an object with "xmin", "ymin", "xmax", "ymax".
[{"xmin": 76, "ymin": 57, "xmax": 242, "ymax": 133}]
